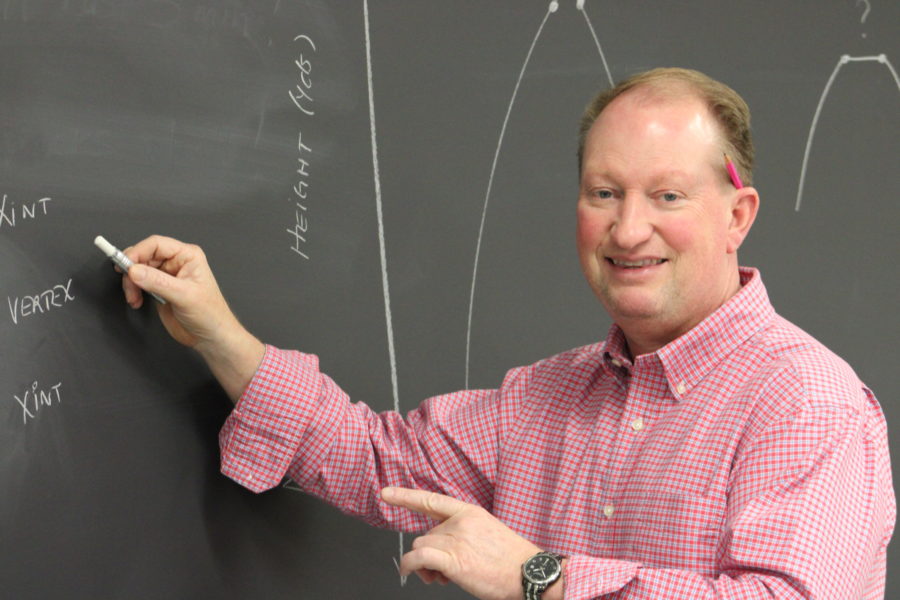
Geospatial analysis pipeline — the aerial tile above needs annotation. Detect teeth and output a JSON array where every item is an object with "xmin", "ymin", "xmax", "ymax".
[{"xmin": 610, "ymin": 258, "xmax": 665, "ymax": 267}]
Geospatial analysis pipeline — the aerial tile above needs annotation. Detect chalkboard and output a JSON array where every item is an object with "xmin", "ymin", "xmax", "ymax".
[{"xmin": 1, "ymin": 1, "xmax": 897, "ymax": 598}]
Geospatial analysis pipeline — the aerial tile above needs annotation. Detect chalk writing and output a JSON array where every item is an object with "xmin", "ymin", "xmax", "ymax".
[
  {"xmin": 287, "ymin": 131, "xmax": 311, "ymax": 259},
  {"xmin": 13, "ymin": 380, "xmax": 62, "ymax": 424},
  {"xmin": 0, "ymin": 193, "xmax": 52, "ymax": 229},
  {"xmin": 856, "ymin": 0, "xmax": 871, "ymax": 25},
  {"xmin": 7, "ymin": 278, "xmax": 75, "ymax": 324},
  {"xmin": 287, "ymin": 33, "xmax": 316, "ymax": 260},
  {"xmin": 289, "ymin": 34, "xmax": 315, "ymax": 115}
]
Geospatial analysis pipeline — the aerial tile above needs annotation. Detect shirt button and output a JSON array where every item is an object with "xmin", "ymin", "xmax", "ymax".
[
  {"xmin": 603, "ymin": 504, "xmax": 615, "ymax": 518},
  {"xmin": 631, "ymin": 417, "xmax": 645, "ymax": 431},
  {"xmin": 676, "ymin": 382, "xmax": 687, "ymax": 395},
  {"xmin": 611, "ymin": 357, "xmax": 623, "ymax": 367},
  {"xmin": 246, "ymin": 474, "xmax": 254, "ymax": 481}
]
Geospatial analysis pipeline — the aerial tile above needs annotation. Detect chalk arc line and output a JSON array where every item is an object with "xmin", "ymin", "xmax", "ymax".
[
  {"xmin": 363, "ymin": 0, "xmax": 406, "ymax": 585},
  {"xmin": 464, "ymin": 1, "xmax": 559, "ymax": 389},
  {"xmin": 362, "ymin": 1, "xmax": 398, "ymax": 417},
  {"xmin": 796, "ymin": 54, "xmax": 899, "ymax": 211},
  {"xmin": 464, "ymin": 0, "xmax": 615, "ymax": 388},
  {"xmin": 579, "ymin": 2, "xmax": 614, "ymax": 87}
]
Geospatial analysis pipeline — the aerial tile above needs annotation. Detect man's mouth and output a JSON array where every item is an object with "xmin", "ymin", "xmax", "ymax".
[{"xmin": 607, "ymin": 258, "xmax": 666, "ymax": 268}]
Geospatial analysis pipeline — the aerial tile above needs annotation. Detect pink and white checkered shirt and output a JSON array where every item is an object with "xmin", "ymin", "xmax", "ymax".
[{"xmin": 220, "ymin": 268, "xmax": 894, "ymax": 599}]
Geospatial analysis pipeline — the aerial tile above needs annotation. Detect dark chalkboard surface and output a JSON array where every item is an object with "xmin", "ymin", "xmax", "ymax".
[{"xmin": 1, "ymin": 1, "xmax": 897, "ymax": 597}]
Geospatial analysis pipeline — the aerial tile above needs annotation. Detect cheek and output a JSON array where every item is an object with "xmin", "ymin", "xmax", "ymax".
[
  {"xmin": 663, "ymin": 212, "xmax": 727, "ymax": 266},
  {"xmin": 660, "ymin": 218, "xmax": 696, "ymax": 254},
  {"xmin": 576, "ymin": 207, "xmax": 607, "ymax": 254}
]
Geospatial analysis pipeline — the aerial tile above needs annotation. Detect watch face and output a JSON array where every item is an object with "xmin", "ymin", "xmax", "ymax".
[{"xmin": 523, "ymin": 553, "xmax": 561, "ymax": 585}]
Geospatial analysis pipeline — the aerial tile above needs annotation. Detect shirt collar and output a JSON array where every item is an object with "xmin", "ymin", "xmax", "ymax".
[{"xmin": 601, "ymin": 267, "xmax": 775, "ymax": 400}]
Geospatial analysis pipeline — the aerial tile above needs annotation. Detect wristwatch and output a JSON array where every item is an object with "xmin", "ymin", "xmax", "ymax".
[{"xmin": 521, "ymin": 551, "xmax": 564, "ymax": 600}]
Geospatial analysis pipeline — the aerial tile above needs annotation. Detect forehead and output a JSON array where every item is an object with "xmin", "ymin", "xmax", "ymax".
[{"xmin": 583, "ymin": 90, "xmax": 723, "ymax": 176}]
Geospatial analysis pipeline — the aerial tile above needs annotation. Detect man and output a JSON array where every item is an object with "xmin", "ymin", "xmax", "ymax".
[{"xmin": 120, "ymin": 68, "xmax": 894, "ymax": 599}]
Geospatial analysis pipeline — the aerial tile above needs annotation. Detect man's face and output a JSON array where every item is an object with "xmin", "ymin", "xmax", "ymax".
[{"xmin": 577, "ymin": 90, "xmax": 749, "ymax": 352}]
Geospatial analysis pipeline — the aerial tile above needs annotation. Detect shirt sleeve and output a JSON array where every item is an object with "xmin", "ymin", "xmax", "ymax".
[
  {"xmin": 219, "ymin": 345, "xmax": 510, "ymax": 532},
  {"xmin": 559, "ymin": 382, "xmax": 895, "ymax": 599}
]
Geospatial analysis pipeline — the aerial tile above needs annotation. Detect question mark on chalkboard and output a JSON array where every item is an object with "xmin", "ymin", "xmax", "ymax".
[{"xmin": 856, "ymin": 0, "xmax": 871, "ymax": 38}]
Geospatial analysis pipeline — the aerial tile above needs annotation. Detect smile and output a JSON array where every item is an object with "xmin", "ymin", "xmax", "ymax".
[{"xmin": 607, "ymin": 258, "xmax": 666, "ymax": 268}]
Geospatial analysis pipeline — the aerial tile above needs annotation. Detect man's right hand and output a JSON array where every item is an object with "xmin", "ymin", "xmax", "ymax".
[{"xmin": 121, "ymin": 235, "xmax": 265, "ymax": 402}]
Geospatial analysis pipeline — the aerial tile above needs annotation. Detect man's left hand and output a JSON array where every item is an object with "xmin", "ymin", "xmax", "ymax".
[{"xmin": 381, "ymin": 486, "xmax": 541, "ymax": 600}]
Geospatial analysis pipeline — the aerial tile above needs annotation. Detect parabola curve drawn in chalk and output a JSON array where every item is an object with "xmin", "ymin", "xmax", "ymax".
[
  {"xmin": 795, "ymin": 54, "xmax": 899, "ymax": 211},
  {"xmin": 464, "ymin": 1, "xmax": 614, "ymax": 388}
]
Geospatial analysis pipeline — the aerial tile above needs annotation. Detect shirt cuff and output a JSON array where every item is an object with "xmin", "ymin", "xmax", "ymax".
[
  {"xmin": 218, "ymin": 344, "xmax": 327, "ymax": 493},
  {"xmin": 563, "ymin": 555, "xmax": 640, "ymax": 599}
]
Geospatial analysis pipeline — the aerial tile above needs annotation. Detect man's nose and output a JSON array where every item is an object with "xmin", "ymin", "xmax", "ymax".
[{"xmin": 610, "ymin": 194, "xmax": 653, "ymax": 249}]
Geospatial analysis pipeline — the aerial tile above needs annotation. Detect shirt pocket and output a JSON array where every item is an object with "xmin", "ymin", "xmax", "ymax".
[{"xmin": 617, "ymin": 491, "xmax": 723, "ymax": 576}]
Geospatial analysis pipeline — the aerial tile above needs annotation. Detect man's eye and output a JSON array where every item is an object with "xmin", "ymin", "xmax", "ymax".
[
  {"xmin": 662, "ymin": 192, "xmax": 680, "ymax": 202},
  {"xmin": 593, "ymin": 189, "xmax": 613, "ymax": 199}
]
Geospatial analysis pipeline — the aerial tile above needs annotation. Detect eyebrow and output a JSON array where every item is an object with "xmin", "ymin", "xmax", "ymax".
[{"xmin": 581, "ymin": 168, "xmax": 697, "ymax": 187}]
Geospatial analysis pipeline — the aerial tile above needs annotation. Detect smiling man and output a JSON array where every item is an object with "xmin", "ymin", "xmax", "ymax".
[
  {"xmin": 576, "ymin": 77, "xmax": 757, "ymax": 357},
  {"xmin": 121, "ymin": 68, "xmax": 894, "ymax": 599}
]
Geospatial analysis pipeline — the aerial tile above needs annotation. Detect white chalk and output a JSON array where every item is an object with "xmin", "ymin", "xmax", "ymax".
[
  {"xmin": 94, "ymin": 235, "xmax": 117, "ymax": 257},
  {"xmin": 94, "ymin": 235, "xmax": 166, "ymax": 304}
]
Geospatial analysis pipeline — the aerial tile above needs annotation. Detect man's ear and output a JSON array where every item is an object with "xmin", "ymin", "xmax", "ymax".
[{"xmin": 727, "ymin": 186, "xmax": 760, "ymax": 254}]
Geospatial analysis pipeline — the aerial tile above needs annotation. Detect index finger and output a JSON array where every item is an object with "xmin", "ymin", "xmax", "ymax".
[
  {"xmin": 381, "ymin": 487, "xmax": 468, "ymax": 521},
  {"xmin": 123, "ymin": 235, "xmax": 200, "ymax": 268}
]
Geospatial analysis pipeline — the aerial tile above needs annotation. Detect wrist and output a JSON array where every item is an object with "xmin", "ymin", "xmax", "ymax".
[{"xmin": 196, "ymin": 323, "xmax": 265, "ymax": 402}]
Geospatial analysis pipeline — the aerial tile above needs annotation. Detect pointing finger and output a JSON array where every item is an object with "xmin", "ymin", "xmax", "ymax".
[{"xmin": 381, "ymin": 487, "xmax": 468, "ymax": 522}]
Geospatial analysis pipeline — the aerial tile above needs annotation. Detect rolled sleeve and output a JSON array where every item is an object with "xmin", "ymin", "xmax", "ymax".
[
  {"xmin": 219, "ymin": 345, "xmax": 335, "ymax": 493},
  {"xmin": 563, "ymin": 556, "xmax": 640, "ymax": 599}
]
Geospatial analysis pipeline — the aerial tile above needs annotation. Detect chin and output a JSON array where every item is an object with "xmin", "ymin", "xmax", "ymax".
[
  {"xmin": 594, "ymin": 287, "xmax": 663, "ymax": 320},
  {"xmin": 613, "ymin": 306, "xmax": 665, "ymax": 322},
  {"xmin": 598, "ymin": 293, "xmax": 664, "ymax": 322}
]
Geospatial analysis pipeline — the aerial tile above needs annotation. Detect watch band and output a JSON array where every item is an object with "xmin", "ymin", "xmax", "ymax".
[
  {"xmin": 524, "ymin": 580, "xmax": 546, "ymax": 600},
  {"xmin": 522, "ymin": 551, "xmax": 564, "ymax": 600}
]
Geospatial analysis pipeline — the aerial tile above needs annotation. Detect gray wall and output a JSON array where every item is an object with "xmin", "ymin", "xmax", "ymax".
[{"xmin": 1, "ymin": 1, "xmax": 897, "ymax": 597}]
